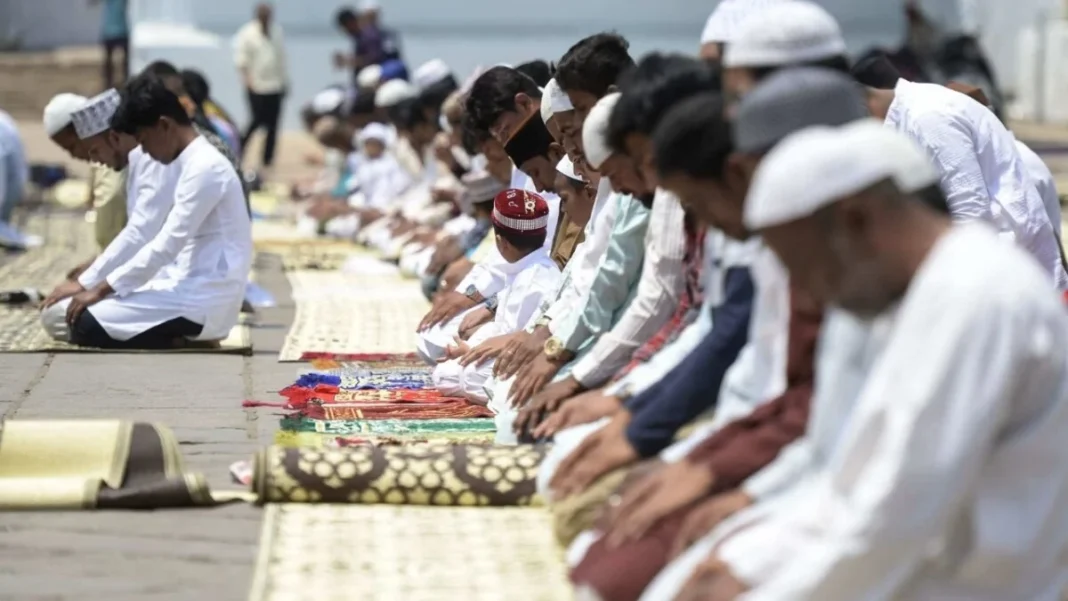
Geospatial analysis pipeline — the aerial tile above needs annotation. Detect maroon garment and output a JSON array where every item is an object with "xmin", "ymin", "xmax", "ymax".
[{"xmin": 570, "ymin": 288, "xmax": 822, "ymax": 601}]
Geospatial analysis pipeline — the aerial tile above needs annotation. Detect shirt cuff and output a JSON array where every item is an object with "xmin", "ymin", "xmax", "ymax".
[{"xmin": 77, "ymin": 268, "xmax": 103, "ymax": 291}]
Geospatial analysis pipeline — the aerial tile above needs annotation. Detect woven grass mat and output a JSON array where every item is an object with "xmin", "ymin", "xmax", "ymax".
[
  {"xmin": 0, "ymin": 306, "xmax": 252, "ymax": 354},
  {"xmin": 285, "ymin": 270, "xmax": 414, "ymax": 301},
  {"xmin": 0, "ymin": 213, "xmax": 97, "ymax": 289},
  {"xmin": 249, "ymin": 505, "xmax": 571, "ymax": 601},
  {"xmin": 278, "ymin": 295, "xmax": 428, "ymax": 361}
]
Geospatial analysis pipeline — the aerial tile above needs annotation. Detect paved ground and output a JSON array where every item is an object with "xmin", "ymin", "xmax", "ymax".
[{"xmin": 0, "ymin": 253, "xmax": 296, "ymax": 601}]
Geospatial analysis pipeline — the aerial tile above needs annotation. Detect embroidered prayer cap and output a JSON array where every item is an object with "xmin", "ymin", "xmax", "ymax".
[
  {"xmin": 581, "ymin": 92, "xmax": 621, "ymax": 170},
  {"xmin": 492, "ymin": 188, "xmax": 550, "ymax": 236},
  {"xmin": 357, "ymin": 122, "xmax": 392, "ymax": 145},
  {"xmin": 744, "ymin": 119, "xmax": 939, "ymax": 230},
  {"xmin": 724, "ymin": 1, "xmax": 847, "ymax": 69},
  {"xmin": 557, "ymin": 155, "xmax": 583, "ymax": 182},
  {"xmin": 701, "ymin": 0, "xmax": 790, "ymax": 44},
  {"xmin": 358, "ymin": 64, "xmax": 384, "ymax": 89},
  {"xmin": 460, "ymin": 170, "xmax": 507, "ymax": 213},
  {"xmin": 733, "ymin": 67, "xmax": 869, "ymax": 154},
  {"xmin": 43, "ymin": 93, "xmax": 89, "ymax": 136},
  {"xmin": 70, "ymin": 88, "xmax": 122, "ymax": 140},
  {"xmin": 413, "ymin": 59, "xmax": 453, "ymax": 91},
  {"xmin": 311, "ymin": 88, "xmax": 346, "ymax": 115},
  {"xmin": 540, "ymin": 78, "xmax": 574, "ymax": 124},
  {"xmin": 375, "ymin": 78, "xmax": 417, "ymax": 108},
  {"xmin": 503, "ymin": 113, "xmax": 554, "ymax": 167}
]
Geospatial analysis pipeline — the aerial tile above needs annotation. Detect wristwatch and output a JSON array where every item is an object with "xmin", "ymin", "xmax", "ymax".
[
  {"xmin": 543, "ymin": 336, "xmax": 566, "ymax": 361},
  {"xmin": 463, "ymin": 284, "xmax": 480, "ymax": 301}
]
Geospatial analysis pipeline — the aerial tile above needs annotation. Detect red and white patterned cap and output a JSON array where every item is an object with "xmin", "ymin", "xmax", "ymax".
[{"xmin": 492, "ymin": 189, "xmax": 550, "ymax": 235}]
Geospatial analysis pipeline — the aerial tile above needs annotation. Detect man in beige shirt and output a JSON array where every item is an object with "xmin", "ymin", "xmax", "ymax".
[{"xmin": 234, "ymin": 3, "xmax": 288, "ymax": 171}]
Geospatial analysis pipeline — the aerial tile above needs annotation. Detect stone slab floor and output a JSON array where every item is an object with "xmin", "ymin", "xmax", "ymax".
[{"xmin": 0, "ymin": 254, "xmax": 296, "ymax": 601}]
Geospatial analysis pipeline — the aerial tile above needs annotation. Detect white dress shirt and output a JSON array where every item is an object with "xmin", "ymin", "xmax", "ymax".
[
  {"xmin": 233, "ymin": 20, "xmax": 288, "ymax": 94},
  {"xmin": 569, "ymin": 188, "xmax": 687, "ymax": 387},
  {"xmin": 1015, "ymin": 140, "xmax": 1062, "ymax": 241},
  {"xmin": 676, "ymin": 225, "xmax": 1068, "ymax": 601},
  {"xmin": 78, "ymin": 147, "xmax": 181, "ymax": 290},
  {"xmin": 885, "ymin": 79, "xmax": 1067, "ymax": 289},
  {"xmin": 92, "ymin": 136, "xmax": 252, "ymax": 341}
]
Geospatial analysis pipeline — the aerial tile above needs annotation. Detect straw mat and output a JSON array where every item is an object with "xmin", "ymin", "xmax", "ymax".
[
  {"xmin": 277, "ymin": 295, "xmax": 428, "ymax": 361},
  {"xmin": 249, "ymin": 504, "xmax": 571, "ymax": 601}
]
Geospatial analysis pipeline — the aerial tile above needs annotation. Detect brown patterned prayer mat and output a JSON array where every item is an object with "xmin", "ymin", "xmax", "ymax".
[
  {"xmin": 0, "ymin": 420, "xmax": 234, "ymax": 509},
  {"xmin": 253, "ymin": 443, "xmax": 546, "ymax": 506},
  {"xmin": 248, "ymin": 504, "xmax": 571, "ymax": 601}
]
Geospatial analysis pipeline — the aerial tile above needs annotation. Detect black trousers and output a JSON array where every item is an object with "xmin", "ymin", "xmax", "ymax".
[
  {"xmin": 71, "ymin": 310, "xmax": 203, "ymax": 350},
  {"xmin": 241, "ymin": 91, "xmax": 284, "ymax": 167},
  {"xmin": 102, "ymin": 37, "xmax": 130, "ymax": 89}
]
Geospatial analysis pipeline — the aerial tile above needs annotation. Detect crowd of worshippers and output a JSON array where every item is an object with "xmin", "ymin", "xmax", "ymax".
[
  {"xmin": 290, "ymin": 0, "xmax": 1068, "ymax": 598},
  {"xmin": 38, "ymin": 60, "xmax": 252, "ymax": 350}
]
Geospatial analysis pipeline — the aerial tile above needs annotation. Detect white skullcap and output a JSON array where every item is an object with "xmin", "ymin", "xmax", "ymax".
[
  {"xmin": 357, "ymin": 122, "xmax": 392, "ymax": 145},
  {"xmin": 311, "ymin": 88, "xmax": 346, "ymax": 115},
  {"xmin": 413, "ymin": 59, "xmax": 452, "ymax": 90},
  {"xmin": 540, "ymin": 78, "xmax": 574, "ymax": 125},
  {"xmin": 374, "ymin": 78, "xmax": 417, "ymax": 108},
  {"xmin": 744, "ymin": 119, "xmax": 939, "ymax": 229},
  {"xmin": 43, "ymin": 93, "xmax": 89, "ymax": 137},
  {"xmin": 724, "ymin": 1, "xmax": 847, "ymax": 68},
  {"xmin": 557, "ymin": 155, "xmax": 582, "ymax": 182},
  {"xmin": 700, "ymin": 0, "xmax": 789, "ymax": 44},
  {"xmin": 358, "ymin": 0, "xmax": 380, "ymax": 12},
  {"xmin": 357, "ymin": 64, "xmax": 383, "ymax": 89},
  {"xmin": 582, "ymin": 92, "xmax": 621, "ymax": 170},
  {"xmin": 70, "ymin": 88, "xmax": 122, "ymax": 139},
  {"xmin": 460, "ymin": 170, "xmax": 507, "ymax": 213}
]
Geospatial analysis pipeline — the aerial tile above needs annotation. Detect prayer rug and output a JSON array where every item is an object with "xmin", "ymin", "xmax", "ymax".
[
  {"xmin": 277, "ymin": 296, "xmax": 429, "ymax": 361},
  {"xmin": 299, "ymin": 402, "xmax": 493, "ymax": 421},
  {"xmin": 248, "ymin": 504, "xmax": 571, "ymax": 601},
  {"xmin": 278, "ymin": 416, "xmax": 496, "ymax": 436},
  {"xmin": 0, "ymin": 419, "xmax": 228, "ymax": 509},
  {"xmin": 272, "ymin": 429, "xmax": 495, "ymax": 449},
  {"xmin": 252, "ymin": 443, "xmax": 546, "ymax": 506},
  {"xmin": 285, "ymin": 270, "xmax": 414, "ymax": 301},
  {"xmin": 0, "ymin": 307, "xmax": 253, "ymax": 354},
  {"xmin": 276, "ymin": 386, "xmax": 472, "ymax": 408}
]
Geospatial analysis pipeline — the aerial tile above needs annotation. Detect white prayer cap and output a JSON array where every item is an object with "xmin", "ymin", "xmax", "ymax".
[
  {"xmin": 357, "ymin": 122, "xmax": 392, "ymax": 145},
  {"xmin": 413, "ymin": 59, "xmax": 453, "ymax": 91},
  {"xmin": 582, "ymin": 92, "xmax": 621, "ymax": 170},
  {"xmin": 744, "ymin": 119, "xmax": 940, "ymax": 230},
  {"xmin": 540, "ymin": 78, "xmax": 574, "ymax": 125},
  {"xmin": 724, "ymin": 1, "xmax": 847, "ymax": 69},
  {"xmin": 358, "ymin": 0, "xmax": 381, "ymax": 12},
  {"xmin": 70, "ymin": 89, "xmax": 122, "ymax": 140},
  {"xmin": 357, "ymin": 64, "xmax": 383, "ymax": 89},
  {"xmin": 43, "ymin": 93, "xmax": 89, "ymax": 136},
  {"xmin": 459, "ymin": 170, "xmax": 507, "ymax": 213},
  {"xmin": 733, "ymin": 67, "xmax": 869, "ymax": 154},
  {"xmin": 557, "ymin": 155, "xmax": 582, "ymax": 182},
  {"xmin": 700, "ymin": 0, "xmax": 789, "ymax": 44},
  {"xmin": 311, "ymin": 88, "xmax": 346, "ymax": 115},
  {"xmin": 374, "ymin": 78, "xmax": 417, "ymax": 108}
]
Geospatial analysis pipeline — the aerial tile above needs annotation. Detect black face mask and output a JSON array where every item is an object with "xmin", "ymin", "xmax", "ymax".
[{"xmin": 504, "ymin": 114, "xmax": 553, "ymax": 167}]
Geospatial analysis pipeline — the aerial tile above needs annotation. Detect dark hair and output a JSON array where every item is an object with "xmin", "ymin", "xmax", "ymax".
[
  {"xmin": 391, "ymin": 97, "xmax": 433, "ymax": 130},
  {"xmin": 652, "ymin": 92, "xmax": 732, "ymax": 180},
  {"xmin": 463, "ymin": 66, "xmax": 542, "ymax": 134},
  {"xmin": 851, "ymin": 51, "xmax": 902, "ymax": 90},
  {"xmin": 335, "ymin": 8, "xmax": 358, "ymax": 26},
  {"xmin": 460, "ymin": 113, "xmax": 488, "ymax": 156},
  {"xmin": 493, "ymin": 224, "xmax": 546, "ymax": 251},
  {"xmin": 111, "ymin": 74, "xmax": 193, "ymax": 134},
  {"xmin": 749, "ymin": 54, "xmax": 851, "ymax": 85},
  {"xmin": 555, "ymin": 32, "xmax": 635, "ymax": 97},
  {"xmin": 349, "ymin": 90, "xmax": 377, "ymax": 117},
  {"xmin": 419, "ymin": 76, "xmax": 459, "ymax": 114},
  {"xmin": 180, "ymin": 69, "xmax": 210, "ymax": 106},
  {"xmin": 606, "ymin": 53, "xmax": 721, "ymax": 153},
  {"xmin": 913, "ymin": 183, "xmax": 951, "ymax": 215},
  {"xmin": 143, "ymin": 60, "xmax": 179, "ymax": 78},
  {"xmin": 516, "ymin": 60, "xmax": 554, "ymax": 87}
]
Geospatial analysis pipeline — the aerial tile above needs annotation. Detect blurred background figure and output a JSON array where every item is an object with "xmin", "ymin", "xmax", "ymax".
[
  {"xmin": 234, "ymin": 2, "xmax": 289, "ymax": 174},
  {"xmin": 89, "ymin": 0, "xmax": 130, "ymax": 88},
  {"xmin": 334, "ymin": 2, "xmax": 405, "ymax": 85}
]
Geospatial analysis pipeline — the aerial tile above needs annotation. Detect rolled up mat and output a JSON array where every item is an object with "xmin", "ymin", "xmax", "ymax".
[{"xmin": 253, "ymin": 442, "xmax": 548, "ymax": 506}]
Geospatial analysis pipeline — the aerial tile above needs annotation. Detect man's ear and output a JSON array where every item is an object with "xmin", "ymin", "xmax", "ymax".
[
  {"xmin": 724, "ymin": 152, "xmax": 752, "ymax": 193},
  {"xmin": 515, "ymin": 93, "xmax": 535, "ymax": 117},
  {"xmin": 547, "ymin": 142, "xmax": 565, "ymax": 165}
]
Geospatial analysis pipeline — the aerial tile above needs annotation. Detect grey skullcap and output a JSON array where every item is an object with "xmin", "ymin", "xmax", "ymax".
[{"xmin": 732, "ymin": 67, "xmax": 869, "ymax": 154}]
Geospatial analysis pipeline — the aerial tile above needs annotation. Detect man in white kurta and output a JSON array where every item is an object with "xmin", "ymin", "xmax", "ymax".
[
  {"xmin": 42, "ymin": 79, "xmax": 252, "ymax": 348},
  {"xmin": 645, "ymin": 121, "xmax": 1068, "ymax": 601},
  {"xmin": 433, "ymin": 189, "xmax": 560, "ymax": 402}
]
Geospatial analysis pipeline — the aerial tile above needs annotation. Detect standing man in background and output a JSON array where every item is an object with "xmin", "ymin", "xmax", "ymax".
[
  {"xmin": 234, "ymin": 3, "xmax": 288, "ymax": 175},
  {"xmin": 90, "ymin": 0, "xmax": 129, "ymax": 88},
  {"xmin": 333, "ymin": 2, "xmax": 403, "ymax": 82}
]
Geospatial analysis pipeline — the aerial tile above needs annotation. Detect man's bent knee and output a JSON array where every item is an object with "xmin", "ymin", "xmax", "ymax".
[{"xmin": 39, "ymin": 300, "xmax": 71, "ymax": 342}]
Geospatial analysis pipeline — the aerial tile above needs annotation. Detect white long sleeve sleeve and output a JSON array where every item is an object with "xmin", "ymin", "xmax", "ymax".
[
  {"xmin": 107, "ymin": 156, "xmax": 228, "ymax": 296},
  {"xmin": 907, "ymin": 113, "xmax": 994, "ymax": 225},
  {"xmin": 78, "ymin": 160, "xmax": 172, "ymax": 290}
]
